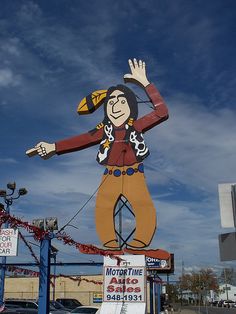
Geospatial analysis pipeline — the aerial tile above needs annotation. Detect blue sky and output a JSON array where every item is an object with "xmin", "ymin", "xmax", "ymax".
[{"xmin": 0, "ymin": 0, "xmax": 236, "ymax": 280}]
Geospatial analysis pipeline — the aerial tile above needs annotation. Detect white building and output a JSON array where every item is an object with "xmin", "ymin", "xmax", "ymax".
[{"xmin": 217, "ymin": 284, "xmax": 236, "ymax": 301}]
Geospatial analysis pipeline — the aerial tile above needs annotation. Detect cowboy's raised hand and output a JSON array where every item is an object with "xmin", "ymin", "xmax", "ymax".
[{"xmin": 124, "ymin": 58, "xmax": 150, "ymax": 87}]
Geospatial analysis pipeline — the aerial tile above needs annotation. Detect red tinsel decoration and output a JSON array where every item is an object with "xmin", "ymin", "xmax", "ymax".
[
  {"xmin": 58, "ymin": 274, "xmax": 102, "ymax": 285},
  {"xmin": 0, "ymin": 210, "xmax": 47, "ymax": 241},
  {"xmin": 1, "ymin": 265, "xmax": 40, "ymax": 278},
  {"xmin": 56, "ymin": 231, "xmax": 122, "ymax": 263},
  {"xmin": 0, "ymin": 265, "xmax": 103, "ymax": 286},
  {"xmin": 0, "ymin": 210, "xmax": 122, "ymax": 263},
  {"xmin": 18, "ymin": 231, "xmax": 40, "ymax": 264}
]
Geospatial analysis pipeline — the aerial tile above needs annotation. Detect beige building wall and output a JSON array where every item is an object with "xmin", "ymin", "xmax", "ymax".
[{"xmin": 4, "ymin": 274, "xmax": 103, "ymax": 306}]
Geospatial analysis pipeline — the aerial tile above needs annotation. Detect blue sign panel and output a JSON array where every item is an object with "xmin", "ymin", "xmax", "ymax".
[{"xmin": 145, "ymin": 254, "xmax": 174, "ymax": 273}]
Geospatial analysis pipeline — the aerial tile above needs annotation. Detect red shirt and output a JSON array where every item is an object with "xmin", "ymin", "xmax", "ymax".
[{"xmin": 56, "ymin": 83, "xmax": 169, "ymax": 166}]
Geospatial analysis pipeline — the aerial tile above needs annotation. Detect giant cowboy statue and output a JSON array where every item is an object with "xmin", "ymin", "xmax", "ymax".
[{"xmin": 26, "ymin": 59, "xmax": 169, "ymax": 250}]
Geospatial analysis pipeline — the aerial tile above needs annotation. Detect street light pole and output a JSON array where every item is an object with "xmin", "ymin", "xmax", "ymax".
[{"xmin": 0, "ymin": 183, "xmax": 27, "ymax": 306}]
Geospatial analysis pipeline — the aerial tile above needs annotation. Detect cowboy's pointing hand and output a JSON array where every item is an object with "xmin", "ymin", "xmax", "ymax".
[
  {"xmin": 124, "ymin": 58, "xmax": 150, "ymax": 87},
  {"xmin": 26, "ymin": 142, "xmax": 56, "ymax": 159}
]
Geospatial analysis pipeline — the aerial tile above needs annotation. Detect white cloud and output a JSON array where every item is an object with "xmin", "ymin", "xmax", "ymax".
[
  {"xmin": 1, "ymin": 38, "xmax": 21, "ymax": 56},
  {"xmin": 0, "ymin": 68, "xmax": 21, "ymax": 87},
  {"xmin": 144, "ymin": 93, "xmax": 236, "ymax": 194},
  {"xmin": 14, "ymin": 1, "xmax": 118, "ymax": 87},
  {"xmin": 17, "ymin": 1, "xmax": 42, "ymax": 22},
  {"xmin": 0, "ymin": 157, "xmax": 18, "ymax": 164}
]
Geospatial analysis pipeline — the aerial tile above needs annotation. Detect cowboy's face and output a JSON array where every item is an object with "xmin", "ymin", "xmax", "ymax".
[{"xmin": 106, "ymin": 90, "xmax": 131, "ymax": 127}]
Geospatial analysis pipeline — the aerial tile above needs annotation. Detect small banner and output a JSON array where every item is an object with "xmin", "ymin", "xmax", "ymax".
[
  {"xmin": 93, "ymin": 292, "xmax": 103, "ymax": 303},
  {"xmin": 0, "ymin": 228, "xmax": 19, "ymax": 256}
]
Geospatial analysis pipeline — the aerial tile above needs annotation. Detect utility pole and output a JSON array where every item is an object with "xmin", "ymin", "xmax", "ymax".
[
  {"xmin": 181, "ymin": 259, "xmax": 184, "ymax": 306},
  {"xmin": 0, "ymin": 183, "xmax": 27, "ymax": 306},
  {"xmin": 224, "ymin": 268, "xmax": 229, "ymax": 300}
]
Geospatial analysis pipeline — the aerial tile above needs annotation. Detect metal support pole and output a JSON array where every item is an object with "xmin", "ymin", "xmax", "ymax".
[
  {"xmin": 118, "ymin": 200, "xmax": 122, "ymax": 247},
  {"xmin": 0, "ymin": 202, "xmax": 10, "ymax": 306},
  {"xmin": 231, "ymin": 185, "xmax": 236, "ymax": 227},
  {"xmin": 114, "ymin": 196, "xmax": 135, "ymax": 248},
  {"xmin": 167, "ymin": 273, "xmax": 169, "ymax": 285},
  {"xmin": 154, "ymin": 279, "xmax": 160, "ymax": 314},
  {"xmin": 149, "ymin": 277, "xmax": 154, "ymax": 314},
  {"xmin": 154, "ymin": 279, "xmax": 158, "ymax": 314},
  {"xmin": 224, "ymin": 268, "xmax": 229, "ymax": 301},
  {"xmin": 38, "ymin": 236, "xmax": 51, "ymax": 314},
  {"xmin": 52, "ymin": 254, "xmax": 56, "ymax": 301},
  {"xmin": 0, "ymin": 183, "xmax": 27, "ymax": 306},
  {"xmin": 0, "ymin": 253, "xmax": 7, "ymax": 307},
  {"xmin": 157, "ymin": 282, "xmax": 161, "ymax": 314}
]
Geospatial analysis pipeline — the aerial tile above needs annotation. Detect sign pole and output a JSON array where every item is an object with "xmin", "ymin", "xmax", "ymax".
[
  {"xmin": 149, "ymin": 276, "xmax": 154, "ymax": 314},
  {"xmin": 0, "ymin": 183, "xmax": 27, "ymax": 306},
  {"xmin": 0, "ymin": 200, "xmax": 10, "ymax": 306},
  {"xmin": 157, "ymin": 282, "xmax": 161, "ymax": 314},
  {"xmin": 231, "ymin": 184, "xmax": 236, "ymax": 226},
  {"xmin": 38, "ymin": 235, "xmax": 51, "ymax": 314},
  {"xmin": 154, "ymin": 279, "xmax": 158, "ymax": 314}
]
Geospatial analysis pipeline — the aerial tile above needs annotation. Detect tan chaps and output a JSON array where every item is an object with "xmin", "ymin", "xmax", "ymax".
[{"xmin": 95, "ymin": 163, "xmax": 156, "ymax": 248}]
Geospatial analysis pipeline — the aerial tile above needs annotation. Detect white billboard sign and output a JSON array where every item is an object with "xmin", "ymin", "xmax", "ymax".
[
  {"xmin": 0, "ymin": 228, "xmax": 19, "ymax": 256},
  {"xmin": 103, "ymin": 255, "xmax": 146, "ymax": 303},
  {"xmin": 218, "ymin": 183, "xmax": 236, "ymax": 228}
]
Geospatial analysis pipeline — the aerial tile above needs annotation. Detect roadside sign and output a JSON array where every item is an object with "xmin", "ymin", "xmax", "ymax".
[
  {"xmin": 146, "ymin": 256, "xmax": 169, "ymax": 269},
  {"xmin": 219, "ymin": 232, "xmax": 236, "ymax": 261},
  {"xmin": 0, "ymin": 228, "xmax": 19, "ymax": 256},
  {"xmin": 103, "ymin": 255, "xmax": 146, "ymax": 303},
  {"xmin": 93, "ymin": 292, "xmax": 103, "ymax": 303},
  {"xmin": 146, "ymin": 254, "xmax": 174, "ymax": 273},
  {"xmin": 218, "ymin": 183, "xmax": 236, "ymax": 228}
]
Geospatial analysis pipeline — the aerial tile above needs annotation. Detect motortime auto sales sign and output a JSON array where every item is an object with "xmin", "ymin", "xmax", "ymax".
[{"xmin": 103, "ymin": 255, "xmax": 146, "ymax": 303}]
